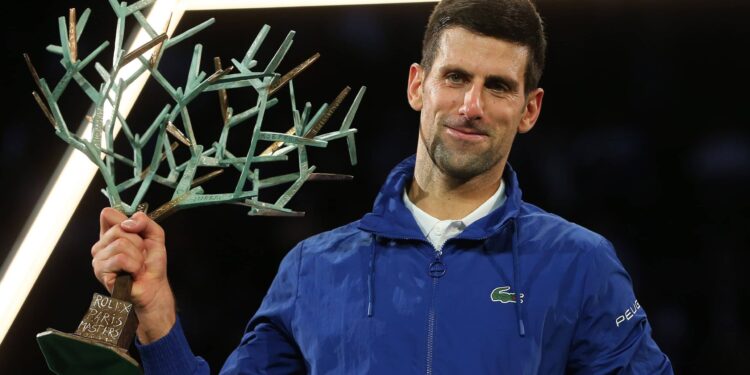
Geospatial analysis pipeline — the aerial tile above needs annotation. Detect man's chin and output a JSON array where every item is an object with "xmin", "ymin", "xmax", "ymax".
[{"xmin": 436, "ymin": 156, "xmax": 493, "ymax": 181}]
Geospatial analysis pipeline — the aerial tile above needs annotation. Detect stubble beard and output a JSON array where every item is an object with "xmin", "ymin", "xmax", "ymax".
[{"xmin": 422, "ymin": 122, "xmax": 503, "ymax": 181}]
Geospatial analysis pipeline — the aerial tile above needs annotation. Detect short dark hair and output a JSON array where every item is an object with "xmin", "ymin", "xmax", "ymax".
[{"xmin": 420, "ymin": 0, "xmax": 547, "ymax": 93}]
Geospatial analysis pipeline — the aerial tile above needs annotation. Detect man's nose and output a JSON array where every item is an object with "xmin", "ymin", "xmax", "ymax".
[{"xmin": 459, "ymin": 83, "xmax": 484, "ymax": 121}]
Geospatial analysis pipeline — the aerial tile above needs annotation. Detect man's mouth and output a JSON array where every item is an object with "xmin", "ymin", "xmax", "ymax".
[{"xmin": 444, "ymin": 125, "xmax": 488, "ymax": 142}]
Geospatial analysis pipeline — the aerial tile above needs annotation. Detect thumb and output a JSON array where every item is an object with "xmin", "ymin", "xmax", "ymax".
[
  {"xmin": 119, "ymin": 213, "xmax": 146, "ymax": 233},
  {"xmin": 120, "ymin": 212, "xmax": 165, "ymax": 244}
]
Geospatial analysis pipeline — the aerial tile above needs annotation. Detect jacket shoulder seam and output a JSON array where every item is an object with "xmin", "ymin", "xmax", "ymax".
[
  {"xmin": 293, "ymin": 240, "xmax": 304, "ymax": 330},
  {"xmin": 298, "ymin": 221, "xmax": 366, "ymax": 250}
]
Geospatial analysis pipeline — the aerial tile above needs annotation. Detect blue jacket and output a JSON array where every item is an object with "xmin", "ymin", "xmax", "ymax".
[{"xmin": 139, "ymin": 155, "xmax": 673, "ymax": 374}]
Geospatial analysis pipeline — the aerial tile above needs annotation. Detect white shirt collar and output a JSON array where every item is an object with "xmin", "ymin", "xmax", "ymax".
[{"xmin": 403, "ymin": 180, "xmax": 507, "ymax": 250}]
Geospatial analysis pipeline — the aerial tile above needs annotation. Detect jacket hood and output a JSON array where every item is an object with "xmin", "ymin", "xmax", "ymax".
[{"xmin": 358, "ymin": 154, "xmax": 524, "ymax": 240}]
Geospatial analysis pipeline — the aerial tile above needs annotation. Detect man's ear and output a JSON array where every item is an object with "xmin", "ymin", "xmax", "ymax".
[
  {"xmin": 518, "ymin": 88, "xmax": 544, "ymax": 134},
  {"xmin": 407, "ymin": 63, "xmax": 424, "ymax": 111}
]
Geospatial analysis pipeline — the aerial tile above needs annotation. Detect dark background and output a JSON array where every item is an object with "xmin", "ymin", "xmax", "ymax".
[{"xmin": 2, "ymin": 0, "xmax": 749, "ymax": 373}]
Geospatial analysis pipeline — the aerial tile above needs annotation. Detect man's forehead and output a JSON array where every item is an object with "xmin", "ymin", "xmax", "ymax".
[
  {"xmin": 436, "ymin": 26, "xmax": 530, "ymax": 58},
  {"xmin": 432, "ymin": 27, "xmax": 529, "ymax": 78}
]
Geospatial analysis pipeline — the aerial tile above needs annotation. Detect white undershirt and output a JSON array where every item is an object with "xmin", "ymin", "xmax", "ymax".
[{"xmin": 403, "ymin": 180, "xmax": 507, "ymax": 251}]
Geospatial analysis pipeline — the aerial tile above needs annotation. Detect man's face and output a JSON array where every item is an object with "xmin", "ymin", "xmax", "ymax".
[{"xmin": 407, "ymin": 27, "xmax": 543, "ymax": 181}]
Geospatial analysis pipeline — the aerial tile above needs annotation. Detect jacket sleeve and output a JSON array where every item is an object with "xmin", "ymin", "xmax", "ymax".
[
  {"xmin": 136, "ymin": 243, "xmax": 305, "ymax": 375},
  {"xmin": 218, "ymin": 242, "xmax": 306, "ymax": 374},
  {"xmin": 566, "ymin": 239, "xmax": 673, "ymax": 374},
  {"xmin": 136, "ymin": 317, "xmax": 210, "ymax": 374}
]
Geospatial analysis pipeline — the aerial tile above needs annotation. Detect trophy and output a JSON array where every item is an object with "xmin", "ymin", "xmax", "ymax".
[{"xmin": 26, "ymin": 2, "xmax": 364, "ymax": 374}]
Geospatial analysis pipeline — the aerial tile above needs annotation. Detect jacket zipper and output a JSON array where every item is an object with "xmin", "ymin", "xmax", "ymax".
[
  {"xmin": 423, "ymin": 223, "xmax": 506, "ymax": 375},
  {"xmin": 377, "ymin": 222, "xmax": 511, "ymax": 375},
  {"xmin": 426, "ymin": 276, "xmax": 438, "ymax": 375},
  {"xmin": 426, "ymin": 247, "xmax": 446, "ymax": 375}
]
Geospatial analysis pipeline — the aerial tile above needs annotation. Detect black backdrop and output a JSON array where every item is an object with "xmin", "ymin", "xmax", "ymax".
[{"xmin": 1, "ymin": 1, "xmax": 749, "ymax": 373}]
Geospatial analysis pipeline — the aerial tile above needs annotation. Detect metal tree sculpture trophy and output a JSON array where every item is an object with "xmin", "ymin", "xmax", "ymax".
[{"xmin": 26, "ymin": 1, "xmax": 364, "ymax": 374}]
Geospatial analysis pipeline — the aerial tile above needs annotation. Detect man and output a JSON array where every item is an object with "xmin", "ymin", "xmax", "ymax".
[{"xmin": 92, "ymin": 0, "xmax": 673, "ymax": 373}]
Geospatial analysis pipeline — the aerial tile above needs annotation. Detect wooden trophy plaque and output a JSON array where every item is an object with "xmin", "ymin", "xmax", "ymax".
[{"xmin": 37, "ymin": 275, "xmax": 141, "ymax": 375}]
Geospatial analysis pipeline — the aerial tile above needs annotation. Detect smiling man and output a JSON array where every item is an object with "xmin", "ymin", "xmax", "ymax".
[
  {"xmin": 407, "ymin": 25, "xmax": 542, "ymax": 221},
  {"xmin": 92, "ymin": 0, "xmax": 674, "ymax": 373}
]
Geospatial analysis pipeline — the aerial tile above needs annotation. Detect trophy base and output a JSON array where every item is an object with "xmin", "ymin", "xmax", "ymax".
[{"xmin": 37, "ymin": 329, "xmax": 141, "ymax": 375}]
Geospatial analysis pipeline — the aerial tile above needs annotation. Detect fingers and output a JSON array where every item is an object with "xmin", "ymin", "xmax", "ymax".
[
  {"xmin": 93, "ymin": 224, "xmax": 144, "ymax": 258},
  {"xmin": 92, "ymin": 237, "xmax": 146, "ymax": 281},
  {"xmin": 100, "ymin": 207, "xmax": 128, "ymax": 237},
  {"xmin": 93, "ymin": 208, "xmax": 168, "ymax": 287},
  {"xmin": 97, "ymin": 208, "xmax": 165, "ymax": 254},
  {"xmin": 121, "ymin": 211, "xmax": 165, "ymax": 244}
]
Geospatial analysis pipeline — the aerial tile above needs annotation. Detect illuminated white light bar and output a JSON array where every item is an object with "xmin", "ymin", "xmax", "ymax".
[
  {"xmin": 180, "ymin": 0, "xmax": 437, "ymax": 10},
  {"xmin": 0, "ymin": 0, "xmax": 437, "ymax": 348}
]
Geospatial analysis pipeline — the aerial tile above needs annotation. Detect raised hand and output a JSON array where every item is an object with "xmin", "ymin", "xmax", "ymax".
[{"xmin": 91, "ymin": 207, "xmax": 176, "ymax": 343}]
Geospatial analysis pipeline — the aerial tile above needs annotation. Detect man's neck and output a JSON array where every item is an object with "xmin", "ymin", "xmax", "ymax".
[{"xmin": 409, "ymin": 153, "xmax": 505, "ymax": 220}]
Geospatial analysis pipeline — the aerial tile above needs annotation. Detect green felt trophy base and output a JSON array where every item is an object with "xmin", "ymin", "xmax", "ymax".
[{"xmin": 37, "ymin": 329, "xmax": 141, "ymax": 375}]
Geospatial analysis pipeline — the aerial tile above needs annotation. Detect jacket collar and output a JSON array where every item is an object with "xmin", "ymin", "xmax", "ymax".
[{"xmin": 358, "ymin": 155, "xmax": 523, "ymax": 241}]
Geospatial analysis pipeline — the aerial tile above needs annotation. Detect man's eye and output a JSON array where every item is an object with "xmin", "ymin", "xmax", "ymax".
[
  {"xmin": 446, "ymin": 73, "xmax": 464, "ymax": 84},
  {"xmin": 488, "ymin": 85, "xmax": 509, "ymax": 93},
  {"xmin": 486, "ymin": 79, "xmax": 511, "ymax": 93}
]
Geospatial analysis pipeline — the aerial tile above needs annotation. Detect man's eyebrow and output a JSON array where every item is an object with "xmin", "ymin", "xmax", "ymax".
[{"xmin": 439, "ymin": 66, "xmax": 472, "ymax": 78}]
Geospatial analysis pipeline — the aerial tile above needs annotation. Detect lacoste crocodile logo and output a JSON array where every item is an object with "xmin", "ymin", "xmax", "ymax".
[{"xmin": 490, "ymin": 286, "xmax": 524, "ymax": 304}]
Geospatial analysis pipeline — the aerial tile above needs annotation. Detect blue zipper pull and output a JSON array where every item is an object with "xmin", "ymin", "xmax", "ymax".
[{"xmin": 428, "ymin": 252, "xmax": 446, "ymax": 278}]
